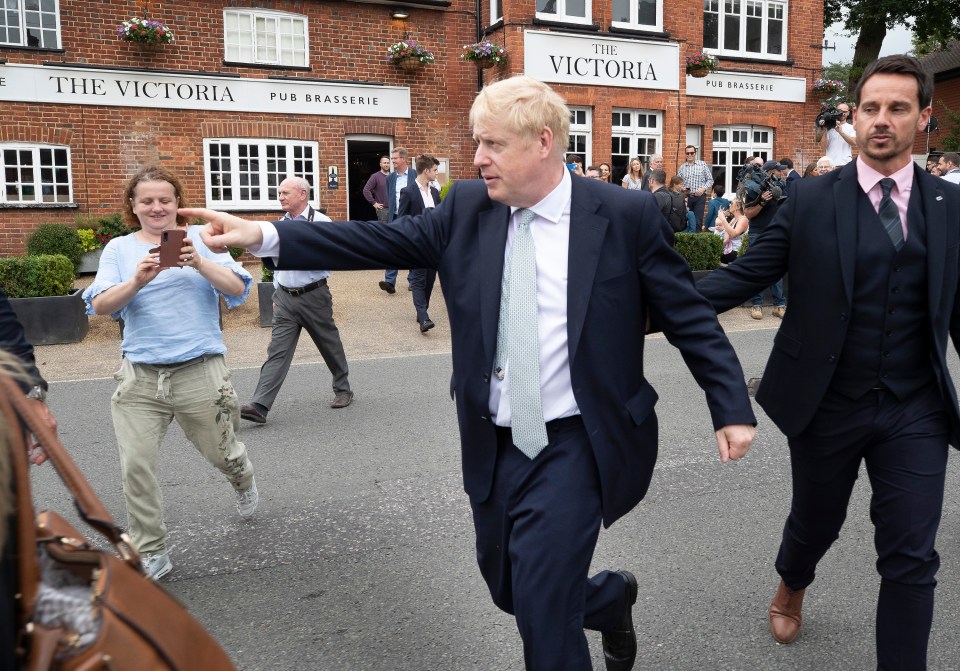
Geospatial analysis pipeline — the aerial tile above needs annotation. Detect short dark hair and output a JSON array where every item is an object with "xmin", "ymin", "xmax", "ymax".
[
  {"xmin": 854, "ymin": 55, "xmax": 933, "ymax": 109},
  {"xmin": 669, "ymin": 175, "xmax": 684, "ymax": 189},
  {"xmin": 779, "ymin": 157, "xmax": 793, "ymax": 170},
  {"xmin": 648, "ymin": 168, "xmax": 666, "ymax": 184},
  {"xmin": 415, "ymin": 154, "xmax": 439, "ymax": 174},
  {"xmin": 713, "ymin": 184, "xmax": 725, "ymax": 197},
  {"xmin": 943, "ymin": 152, "xmax": 960, "ymax": 166}
]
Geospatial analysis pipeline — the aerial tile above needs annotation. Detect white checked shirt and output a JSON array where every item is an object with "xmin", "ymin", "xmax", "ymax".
[{"xmin": 678, "ymin": 159, "xmax": 713, "ymax": 192}]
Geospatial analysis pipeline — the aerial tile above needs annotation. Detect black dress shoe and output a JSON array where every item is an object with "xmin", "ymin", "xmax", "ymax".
[
  {"xmin": 240, "ymin": 404, "xmax": 267, "ymax": 424},
  {"xmin": 419, "ymin": 319, "xmax": 435, "ymax": 333},
  {"xmin": 602, "ymin": 570, "xmax": 638, "ymax": 671},
  {"xmin": 378, "ymin": 281, "xmax": 396, "ymax": 294}
]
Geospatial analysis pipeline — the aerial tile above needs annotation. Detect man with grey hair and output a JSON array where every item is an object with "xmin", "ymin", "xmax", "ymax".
[
  {"xmin": 239, "ymin": 176, "xmax": 353, "ymax": 425},
  {"xmin": 186, "ymin": 75, "xmax": 755, "ymax": 671},
  {"xmin": 640, "ymin": 154, "xmax": 663, "ymax": 191}
]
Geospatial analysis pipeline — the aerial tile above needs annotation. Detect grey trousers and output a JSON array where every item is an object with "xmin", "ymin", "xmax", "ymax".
[{"xmin": 252, "ymin": 282, "xmax": 350, "ymax": 410}]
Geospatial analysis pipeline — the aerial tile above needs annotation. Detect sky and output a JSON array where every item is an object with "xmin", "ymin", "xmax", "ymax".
[{"xmin": 823, "ymin": 22, "xmax": 914, "ymax": 66}]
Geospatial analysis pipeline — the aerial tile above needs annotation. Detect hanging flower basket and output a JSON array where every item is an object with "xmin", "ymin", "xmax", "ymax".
[
  {"xmin": 461, "ymin": 39, "xmax": 507, "ymax": 69},
  {"xmin": 387, "ymin": 40, "xmax": 435, "ymax": 71},
  {"xmin": 117, "ymin": 16, "xmax": 175, "ymax": 46},
  {"xmin": 812, "ymin": 78, "xmax": 846, "ymax": 96},
  {"xmin": 686, "ymin": 51, "xmax": 717, "ymax": 78}
]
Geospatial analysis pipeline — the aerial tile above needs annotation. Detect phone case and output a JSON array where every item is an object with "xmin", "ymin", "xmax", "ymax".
[{"xmin": 152, "ymin": 229, "xmax": 186, "ymax": 268}]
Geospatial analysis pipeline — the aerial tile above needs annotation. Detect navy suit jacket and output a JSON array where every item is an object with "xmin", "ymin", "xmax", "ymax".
[
  {"xmin": 398, "ymin": 180, "xmax": 440, "ymax": 217},
  {"xmin": 0, "ymin": 287, "xmax": 45, "ymax": 392},
  {"xmin": 386, "ymin": 167, "xmax": 418, "ymax": 221},
  {"xmin": 268, "ymin": 176, "xmax": 756, "ymax": 525},
  {"xmin": 698, "ymin": 162, "xmax": 960, "ymax": 446}
]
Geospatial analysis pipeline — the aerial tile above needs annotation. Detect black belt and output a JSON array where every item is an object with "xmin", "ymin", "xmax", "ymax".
[
  {"xmin": 278, "ymin": 278, "xmax": 327, "ymax": 296},
  {"xmin": 140, "ymin": 355, "xmax": 207, "ymax": 369},
  {"xmin": 494, "ymin": 414, "xmax": 583, "ymax": 440}
]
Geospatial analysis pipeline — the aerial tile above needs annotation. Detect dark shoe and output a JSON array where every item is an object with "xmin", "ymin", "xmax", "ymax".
[
  {"xmin": 602, "ymin": 570, "xmax": 638, "ymax": 671},
  {"xmin": 240, "ymin": 404, "xmax": 267, "ymax": 424},
  {"xmin": 330, "ymin": 391, "xmax": 354, "ymax": 409},
  {"xmin": 419, "ymin": 319, "xmax": 435, "ymax": 333},
  {"xmin": 769, "ymin": 579, "xmax": 805, "ymax": 644},
  {"xmin": 378, "ymin": 281, "xmax": 396, "ymax": 294}
]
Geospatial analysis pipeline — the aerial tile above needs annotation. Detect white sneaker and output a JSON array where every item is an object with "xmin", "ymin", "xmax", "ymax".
[
  {"xmin": 142, "ymin": 552, "xmax": 173, "ymax": 580},
  {"xmin": 236, "ymin": 477, "xmax": 259, "ymax": 518}
]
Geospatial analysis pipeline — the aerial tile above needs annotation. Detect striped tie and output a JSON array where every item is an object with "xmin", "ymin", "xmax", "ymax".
[
  {"xmin": 878, "ymin": 178, "xmax": 904, "ymax": 251},
  {"xmin": 494, "ymin": 208, "xmax": 548, "ymax": 459}
]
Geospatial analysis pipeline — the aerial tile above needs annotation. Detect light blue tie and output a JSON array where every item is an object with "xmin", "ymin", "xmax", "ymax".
[{"xmin": 494, "ymin": 209, "xmax": 548, "ymax": 459}]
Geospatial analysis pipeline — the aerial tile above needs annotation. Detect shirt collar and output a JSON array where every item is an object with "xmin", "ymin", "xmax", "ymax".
[
  {"xmin": 856, "ymin": 156, "xmax": 914, "ymax": 196},
  {"xmin": 510, "ymin": 166, "xmax": 571, "ymax": 224},
  {"xmin": 286, "ymin": 204, "xmax": 311, "ymax": 220}
]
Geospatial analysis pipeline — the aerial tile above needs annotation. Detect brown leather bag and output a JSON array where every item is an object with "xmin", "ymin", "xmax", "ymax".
[{"xmin": 3, "ymin": 374, "xmax": 237, "ymax": 670}]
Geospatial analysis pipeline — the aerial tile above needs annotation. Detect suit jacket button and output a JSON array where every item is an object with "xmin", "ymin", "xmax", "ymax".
[
  {"xmin": 840, "ymin": 313, "xmax": 847, "ymax": 321},
  {"xmin": 828, "ymin": 355, "xmax": 837, "ymax": 363},
  {"xmin": 483, "ymin": 373, "xmax": 490, "ymax": 383}
]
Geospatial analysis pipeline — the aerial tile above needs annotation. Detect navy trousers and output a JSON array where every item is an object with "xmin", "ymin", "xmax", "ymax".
[
  {"xmin": 776, "ymin": 385, "xmax": 949, "ymax": 671},
  {"xmin": 471, "ymin": 418, "xmax": 629, "ymax": 670},
  {"xmin": 409, "ymin": 268, "xmax": 436, "ymax": 323}
]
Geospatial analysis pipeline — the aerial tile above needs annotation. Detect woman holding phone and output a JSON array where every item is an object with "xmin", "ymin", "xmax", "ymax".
[{"xmin": 82, "ymin": 165, "xmax": 256, "ymax": 581}]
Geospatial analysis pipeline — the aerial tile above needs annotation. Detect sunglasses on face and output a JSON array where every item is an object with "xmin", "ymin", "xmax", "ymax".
[{"xmin": 686, "ymin": 152, "xmax": 696, "ymax": 155}]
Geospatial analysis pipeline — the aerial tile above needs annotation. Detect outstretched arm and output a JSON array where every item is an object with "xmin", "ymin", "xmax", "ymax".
[
  {"xmin": 181, "ymin": 208, "xmax": 265, "ymax": 253},
  {"xmin": 715, "ymin": 424, "xmax": 755, "ymax": 462}
]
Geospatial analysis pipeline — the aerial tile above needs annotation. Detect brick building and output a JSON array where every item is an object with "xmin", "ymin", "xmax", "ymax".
[
  {"xmin": 915, "ymin": 41, "xmax": 960, "ymax": 159},
  {"xmin": 0, "ymin": 0, "xmax": 830, "ymax": 255}
]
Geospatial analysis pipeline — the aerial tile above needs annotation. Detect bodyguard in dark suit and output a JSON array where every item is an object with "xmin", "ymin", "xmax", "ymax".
[
  {"xmin": 698, "ymin": 56, "xmax": 958, "ymax": 669},
  {"xmin": 189, "ymin": 76, "xmax": 756, "ymax": 671},
  {"xmin": 379, "ymin": 147, "xmax": 419, "ymax": 294},
  {"xmin": 398, "ymin": 154, "xmax": 442, "ymax": 332}
]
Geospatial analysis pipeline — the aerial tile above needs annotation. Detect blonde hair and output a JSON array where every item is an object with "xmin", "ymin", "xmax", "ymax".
[{"xmin": 469, "ymin": 76, "xmax": 570, "ymax": 156}]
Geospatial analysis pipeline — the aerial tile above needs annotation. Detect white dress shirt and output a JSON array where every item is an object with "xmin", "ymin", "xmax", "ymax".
[
  {"xmin": 274, "ymin": 204, "xmax": 331, "ymax": 289},
  {"xmin": 489, "ymin": 168, "xmax": 580, "ymax": 426}
]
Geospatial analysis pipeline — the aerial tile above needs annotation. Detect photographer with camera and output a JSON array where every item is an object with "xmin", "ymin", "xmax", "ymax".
[
  {"xmin": 814, "ymin": 102, "xmax": 855, "ymax": 166},
  {"xmin": 740, "ymin": 160, "xmax": 787, "ymax": 319}
]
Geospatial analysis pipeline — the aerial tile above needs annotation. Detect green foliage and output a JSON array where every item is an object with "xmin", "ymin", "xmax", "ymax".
[
  {"xmin": 74, "ymin": 214, "xmax": 98, "ymax": 231},
  {"xmin": 94, "ymin": 214, "xmax": 131, "ymax": 246},
  {"xmin": 937, "ymin": 101, "xmax": 960, "ymax": 152},
  {"xmin": 439, "ymin": 179, "xmax": 453, "ymax": 201},
  {"xmin": 0, "ymin": 255, "xmax": 74, "ymax": 298},
  {"xmin": 260, "ymin": 262, "xmax": 274, "ymax": 283},
  {"xmin": 77, "ymin": 229, "xmax": 99, "ymax": 253},
  {"xmin": 675, "ymin": 232, "xmax": 722, "ymax": 271},
  {"xmin": 228, "ymin": 247, "xmax": 245, "ymax": 260},
  {"xmin": 26, "ymin": 223, "xmax": 82, "ymax": 273}
]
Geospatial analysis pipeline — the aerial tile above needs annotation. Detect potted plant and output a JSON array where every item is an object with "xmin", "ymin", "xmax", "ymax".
[
  {"xmin": 258, "ymin": 262, "xmax": 275, "ymax": 327},
  {"xmin": 1, "ymin": 255, "xmax": 88, "ymax": 345},
  {"xmin": 26, "ymin": 223, "xmax": 83, "ymax": 275},
  {"xmin": 387, "ymin": 40, "xmax": 435, "ymax": 72},
  {"xmin": 812, "ymin": 78, "xmax": 846, "ymax": 96},
  {"xmin": 76, "ymin": 228, "xmax": 102, "ymax": 274},
  {"xmin": 93, "ymin": 214, "xmax": 132, "ymax": 247},
  {"xmin": 461, "ymin": 39, "xmax": 507, "ymax": 69},
  {"xmin": 117, "ymin": 15, "xmax": 175, "ymax": 48},
  {"xmin": 686, "ymin": 51, "xmax": 718, "ymax": 78}
]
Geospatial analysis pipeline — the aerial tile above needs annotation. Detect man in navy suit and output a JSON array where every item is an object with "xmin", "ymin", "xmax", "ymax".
[
  {"xmin": 699, "ymin": 55, "xmax": 960, "ymax": 668},
  {"xmin": 398, "ymin": 154, "xmax": 442, "ymax": 332},
  {"xmin": 380, "ymin": 147, "xmax": 418, "ymax": 294},
  {"xmin": 189, "ymin": 76, "xmax": 756, "ymax": 671}
]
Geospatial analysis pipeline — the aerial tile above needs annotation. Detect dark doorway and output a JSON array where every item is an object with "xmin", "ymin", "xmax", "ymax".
[{"xmin": 346, "ymin": 139, "xmax": 391, "ymax": 220}]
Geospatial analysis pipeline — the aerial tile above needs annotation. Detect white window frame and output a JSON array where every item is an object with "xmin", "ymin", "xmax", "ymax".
[
  {"xmin": 223, "ymin": 8, "xmax": 309, "ymax": 67},
  {"xmin": 1, "ymin": 143, "xmax": 72, "ymax": 205},
  {"xmin": 491, "ymin": 0, "xmax": 503, "ymax": 24},
  {"xmin": 611, "ymin": 109, "xmax": 662, "ymax": 181},
  {"xmin": 203, "ymin": 138, "xmax": 319, "ymax": 210},
  {"xmin": 710, "ymin": 124, "xmax": 773, "ymax": 194},
  {"xmin": 566, "ymin": 107, "xmax": 593, "ymax": 167},
  {"xmin": 703, "ymin": 0, "xmax": 786, "ymax": 61},
  {"xmin": 611, "ymin": 0, "xmax": 662, "ymax": 32},
  {"xmin": 0, "ymin": 0, "xmax": 61, "ymax": 49},
  {"xmin": 536, "ymin": 0, "xmax": 592, "ymax": 25}
]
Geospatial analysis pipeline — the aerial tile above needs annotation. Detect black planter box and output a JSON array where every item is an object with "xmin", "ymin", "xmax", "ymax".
[
  {"xmin": 10, "ymin": 288, "xmax": 89, "ymax": 345},
  {"xmin": 258, "ymin": 282, "xmax": 275, "ymax": 328}
]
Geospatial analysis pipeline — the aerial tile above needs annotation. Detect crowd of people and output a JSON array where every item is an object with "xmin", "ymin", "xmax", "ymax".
[{"xmin": 4, "ymin": 53, "xmax": 960, "ymax": 671}]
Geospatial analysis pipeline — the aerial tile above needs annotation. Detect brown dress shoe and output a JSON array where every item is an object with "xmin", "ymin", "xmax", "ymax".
[
  {"xmin": 331, "ymin": 391, "xmax": 354, "ymax": 409},
  {"xmin": 769, "ymin": 579, "xmax": 805, "ymax": 644}
]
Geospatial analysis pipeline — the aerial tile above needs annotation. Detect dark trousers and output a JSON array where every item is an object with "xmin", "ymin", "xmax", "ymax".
[
  {"xmin": 776, "ymin": 385, "xmax": 949, "ymax": 670},
  {"xmin": 409, "ymin": 268, "xmax": 437, "ymax": 323},
  {"xmin": 687, "ymin": 192, "xmax": 707, "ymax": 230},
  {"xmin": 471, "ymin": 418, "xmax": 628, "ymax": 670}
]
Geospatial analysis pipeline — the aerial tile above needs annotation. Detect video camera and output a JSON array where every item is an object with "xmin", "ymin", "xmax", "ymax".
[
  {"xmin": 816, "ymin": 106, "xmax": 846, "ymax": 131},
  {"xmin": 736, "ymin": 163, "xmax": 786, "ymax": 208}
]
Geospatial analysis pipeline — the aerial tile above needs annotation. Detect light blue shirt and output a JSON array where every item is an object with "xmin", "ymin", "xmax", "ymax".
[
  {"xmin": 394, "ymin": 170, "xmax": 410, "ymax": 211},
  {"xmin": 82, "ymin": 225, "xmax": 252, "ymax": 364}
]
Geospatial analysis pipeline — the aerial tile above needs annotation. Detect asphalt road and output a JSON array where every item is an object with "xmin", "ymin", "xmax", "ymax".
[{"xmin": 29, "ymin": 328, "xmax": 960, "ymax": 670}]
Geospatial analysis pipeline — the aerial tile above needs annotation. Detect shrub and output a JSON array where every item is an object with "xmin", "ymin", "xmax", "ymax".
[
  {"xmin": 94, "ymin": 214, "xmax": 131, "ymax": 246},
  {"xmin": 77, "ymin": 229, "xmax": 99, "ymax": 253},
  {"xmin": 26, "ymin": 223, "xmax": 83, "ymax": 273},
  {"xmin": 0, "ymin": 255, "xmax": 74, "ymax": 298},
  {"xmin": 675, "ymin": 232, "xmax": 722, "ymax": 271},
  {"xmin": 260, "ymin": 262, "xmax": 274, "ymax": 283},
  {"xmin": 439, "ymin": 180, "xmax": 453, "ymax": 201}
]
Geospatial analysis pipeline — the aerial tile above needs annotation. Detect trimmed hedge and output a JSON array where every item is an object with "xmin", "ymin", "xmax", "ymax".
[
  {"xmin": 0, "ymin": 255, "xmax": 75, "ymax": 298},
  {"xmin": 26, "ymin": 223, "xmax": 83, "ymax": 274},
  {"xmin": 675, "ymin": 232, "xmax": 723, "ymax": 271}
]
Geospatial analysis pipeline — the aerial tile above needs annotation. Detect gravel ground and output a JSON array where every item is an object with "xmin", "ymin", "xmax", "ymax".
[{"xmin": 36, "ymin": 265, "xmax": 776, "ymax": 383}]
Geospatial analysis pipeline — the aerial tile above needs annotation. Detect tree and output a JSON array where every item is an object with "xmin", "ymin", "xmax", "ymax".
[{"xmin": 827, "ymin": 0, "xmax": 960, "ymax": 93}]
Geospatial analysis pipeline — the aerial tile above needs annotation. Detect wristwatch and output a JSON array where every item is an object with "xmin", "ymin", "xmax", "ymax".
[{"xmin": 27, "ymin": 385, "xmax": 47, "ymax": 401}]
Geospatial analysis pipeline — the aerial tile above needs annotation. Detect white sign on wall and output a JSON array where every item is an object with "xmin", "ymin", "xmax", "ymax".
[
  {"xmin": 0, "ymin": 63, "xmax": 411, "ymax": 118},
  {"xmin": 686, "ymin": 70, "xmax": 807, "ymax": 103},
  {"xmin": 524, "ymin": 30, "xmax": 680, "ymax": 91}
]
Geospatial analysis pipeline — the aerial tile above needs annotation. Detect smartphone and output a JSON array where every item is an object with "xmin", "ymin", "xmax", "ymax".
[{"xmin": 154, "ymin": 229, "xmax": 186, "ymax": 268}]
